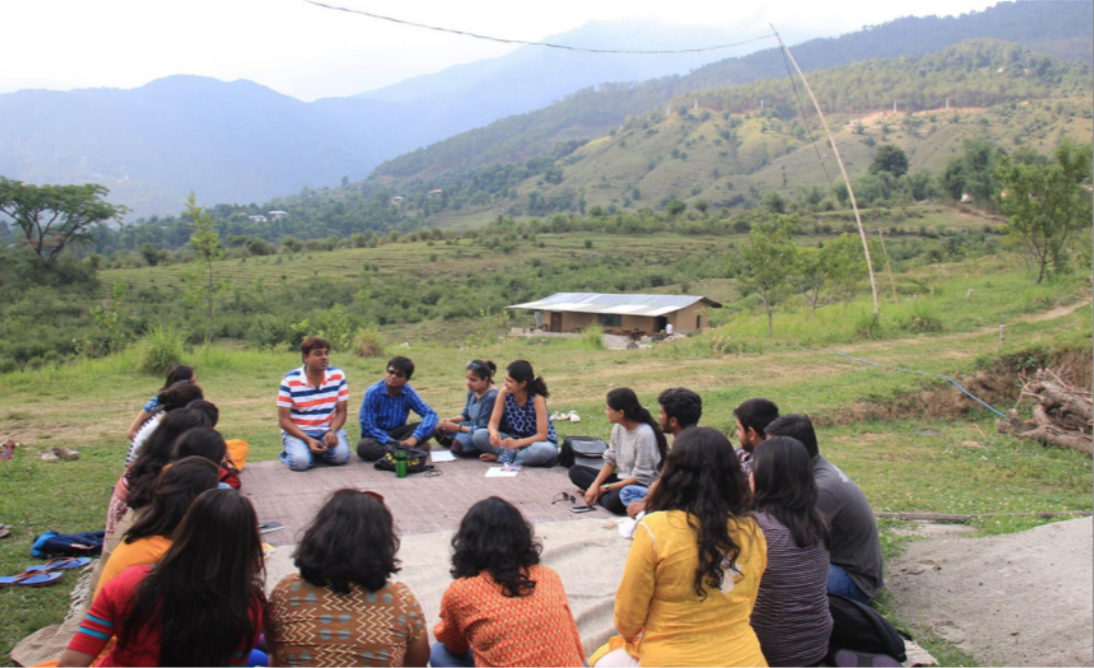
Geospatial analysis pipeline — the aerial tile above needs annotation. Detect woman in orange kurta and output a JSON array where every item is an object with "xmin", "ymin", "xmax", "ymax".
[
  {"xmin": 595, "ymin": 427, "xmax": 768, "ymax": 668},
  {"xmin": 432, "ymin": 497, "xmax": 585, "ymax": 668}
]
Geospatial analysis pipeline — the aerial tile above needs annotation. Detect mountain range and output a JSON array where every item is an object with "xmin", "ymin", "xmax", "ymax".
[{"xmin": 0, "ymin": 1, "xmax": 1090, "ymax": 219}]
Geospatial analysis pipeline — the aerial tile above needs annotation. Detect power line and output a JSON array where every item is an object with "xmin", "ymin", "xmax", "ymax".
[{"xmin": 303, "ymin": 0, "xmax": 776, "ymax": 55}]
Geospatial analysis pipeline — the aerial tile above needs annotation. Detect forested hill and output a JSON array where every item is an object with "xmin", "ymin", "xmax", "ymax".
[
  {"xmin": 374, "ymin": 0, "xmax": 1093, "ymax": 181},
  {"xmin": 87, "ymin": 39, "xmax": 1092, "ymax": 256}
]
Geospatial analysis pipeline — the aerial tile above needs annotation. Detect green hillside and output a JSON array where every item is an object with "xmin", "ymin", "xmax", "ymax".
[
  {"xmin": 422, "ymin": 40, "xmax": 1092, "ymax": 225},
  {"xmin": 375, "ymin": 2, "xmax": 1093, "ymax": 181}
]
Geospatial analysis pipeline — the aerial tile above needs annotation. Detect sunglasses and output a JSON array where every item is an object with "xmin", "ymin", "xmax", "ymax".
[
  {"xmin": 551, "ymin": 491, "xmax": 578, "ymax": 505},
  {"xmin": 466, "ymin": 361, "xmax": 485, "ymax": 371},
  {"xmin": 361, "ymin": 490, "xmax": 385, "ymax": 502},
  {"xmin": 386, "ymin": 369, "xmax": 406, "ymax": 378}
]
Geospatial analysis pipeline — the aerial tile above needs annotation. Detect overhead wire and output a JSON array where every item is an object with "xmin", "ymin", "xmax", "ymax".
[{"xmin": 302, "ymin": 0, "xmax": 776, "ymax": 54}]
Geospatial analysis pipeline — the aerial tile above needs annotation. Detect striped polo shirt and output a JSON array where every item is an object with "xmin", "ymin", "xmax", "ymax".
[{"xmin": 278, "ymin": 366, "xmax": 349, "ymax": 434}]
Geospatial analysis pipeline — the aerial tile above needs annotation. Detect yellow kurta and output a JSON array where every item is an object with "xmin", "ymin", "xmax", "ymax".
[{"xmin": 614, "ymin": 510, "xmax": 768, "ymax": 667}]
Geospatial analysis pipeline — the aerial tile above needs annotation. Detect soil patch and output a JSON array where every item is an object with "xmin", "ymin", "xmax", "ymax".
[{"xmin": 887, "ymin": 517, "xmax": 1093, "ymax": 667}]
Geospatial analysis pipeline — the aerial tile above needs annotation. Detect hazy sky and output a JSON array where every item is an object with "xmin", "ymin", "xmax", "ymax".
[{"xmin": 1, "ymin": 0, "xmax": 1002, "ymax": 101}]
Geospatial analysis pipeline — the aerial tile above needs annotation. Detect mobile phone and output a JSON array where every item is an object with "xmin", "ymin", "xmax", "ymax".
[
  {"xmin": 258, "ymin": 521, "xmax": 285, "ymax": 533},
  {"xmin": 570, "ymin": 505, "xmax": 596, "ymax": 514}
]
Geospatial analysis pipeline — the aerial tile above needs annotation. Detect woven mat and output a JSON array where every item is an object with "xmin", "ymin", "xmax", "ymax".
[
  {"xmin": 264, "ymin": 517, "xmax": 631, "ymax": 658},
  {"xmin": 243, "ymin": 454, "xmax": 611, "ymax": 547}
]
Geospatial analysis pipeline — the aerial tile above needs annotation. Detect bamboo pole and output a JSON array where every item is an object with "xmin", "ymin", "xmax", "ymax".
[
  {"xmin": 877, "ymin": 228, "xmax": 899, "ymax": 304},
  {"xmin": 770, "ymin": 24, "xmax": 879, "ymax": 313}
]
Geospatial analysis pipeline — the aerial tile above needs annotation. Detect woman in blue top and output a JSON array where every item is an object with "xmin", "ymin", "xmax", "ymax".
[
  {"xmin": 473, "ymin": 360, "xmax": 558, "ymax": 467},
  {"xmin": 435, "ymin": 360, "xmax": 499, "ymax": 457}
]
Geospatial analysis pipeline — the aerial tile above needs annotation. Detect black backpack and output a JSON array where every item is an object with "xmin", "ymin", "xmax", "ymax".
[
  {"xmin": 826, "ymin": 593, "xmax": 908, "ymax": 664},
  {"xmin": 558, "ymin": 436, "xmax": 608, "ymax": 468},
  {"xmin": 373, "ymin": 444, "xmax": 434, "ymax": 475}
]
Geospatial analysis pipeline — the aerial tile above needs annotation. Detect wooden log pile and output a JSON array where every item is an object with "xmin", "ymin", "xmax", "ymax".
[{"xmin": 997, "ymin": 369, "xmax": 1093, "ymax": 457}]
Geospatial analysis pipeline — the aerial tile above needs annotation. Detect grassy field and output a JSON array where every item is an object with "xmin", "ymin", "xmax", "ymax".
[{"xmin": 2, "ymin": 257, "xmax": 1090, "ymax": 663}]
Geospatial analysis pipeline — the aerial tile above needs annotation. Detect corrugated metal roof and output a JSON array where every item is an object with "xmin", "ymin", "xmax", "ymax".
[{"xmin": 508, "ymin": 292, "xmax": 721, "ymax": 316}]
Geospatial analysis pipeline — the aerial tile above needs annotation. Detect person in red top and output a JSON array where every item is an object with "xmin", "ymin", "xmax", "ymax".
[
  {"xmin": 61, "ymin": 489, "xmax": 267, "ymax": 667},
  {"xmin": 431, "ymin": 497, "xmax": 585, "ymax": 668}
]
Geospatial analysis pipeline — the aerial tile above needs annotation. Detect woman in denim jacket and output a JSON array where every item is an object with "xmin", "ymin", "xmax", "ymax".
[{"xmin": 436, "ymin": 360, "xmax": 499, "ymax": 456}]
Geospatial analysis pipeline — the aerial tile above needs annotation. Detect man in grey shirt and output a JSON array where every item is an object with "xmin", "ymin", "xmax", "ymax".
[{"xmin": 765, "ymin": 413, "xmax": 883, "ymax": 603}]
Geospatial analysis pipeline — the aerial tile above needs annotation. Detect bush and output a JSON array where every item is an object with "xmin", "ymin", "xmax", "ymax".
[
  {"xmin": 902, "ymin": 304, "xmax": 945, "ymax": 333},
  {"xmin": 137, "ymin": 325, "xmax": 187, "ymax": 375},
  {"xmin": 854, "ymin": 312, "xmax": 883, "ymax": 340},
  {"xmin": 579, "ymin": 325, "xmax": 605, "ymax": 350},
  {"xmin": 354, "ymin": 327, "xmax": 385, "ymax": 358}
]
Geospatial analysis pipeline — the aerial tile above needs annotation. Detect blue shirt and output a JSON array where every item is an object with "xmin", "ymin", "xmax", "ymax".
[
  {"xmin": 460, "ymin": 388, "xmax": 499, "ymax": 435},
  {"xmin": 359, "ymin": 380, "xmax": 438, "ymax": 444}
]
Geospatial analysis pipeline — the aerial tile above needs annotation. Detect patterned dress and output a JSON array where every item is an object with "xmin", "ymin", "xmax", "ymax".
[
  {"xmin": 497, "ymin": 392, "xmax": 557, "ymax": 465},
  {"xmin": 433, "ymin": 565, "xmax": 585, "ymax": 667},
  {"xmin": 266, "ymin": 574, "xmax": 426, "ymax": 667}
]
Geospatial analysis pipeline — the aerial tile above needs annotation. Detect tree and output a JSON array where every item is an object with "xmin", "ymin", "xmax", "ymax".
[
  {"xmin": 0, "ymin": 178, "xmax": 127, "ymax": 266},
  {"xmin": 181, "ymin": 193, "xmax": 228, "ymax": 344},
  {"xmin": 728, "ymin": 215, "xmax": 800, "ymax": 337},
  {"xmin": 869, "ymin": 145, "xmax": 909, "ymax": 178},
  {"xmin": 666, "ymin": 199, "xmax": 687, "ymax": 217},
  {"xmin": 995, "ymin": 141, "xmax": 1093, "ymax": 284}
]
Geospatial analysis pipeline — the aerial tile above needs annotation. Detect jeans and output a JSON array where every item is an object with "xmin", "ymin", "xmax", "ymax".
[
  {"xmin": 429, "ymin": 644, "xmax": 475, "ymax": 668},
  {"xmin": 568, "ymin": 465, "xmax": 626, "ymax": 515},
  {"xmin": 280, "ymin": 429, "xmax": 350, "ymax": 472},
  {"xmin": 471, "ymin": 430, "xmax": 558, "ymax": 467},
  {"xmin": 828, "ymin": 563, "xmax": 870, "ymax": 603},
  {"xmin": 450, "ymin": 430, "xmax": 478, "ymax": 455},
  {"xmin": 619, "ymin": 484, "xmax": 649, "ymax": 506},
  {"xmin": 435, "ymin": 642, "xmax": 590, "ymax": 668}
]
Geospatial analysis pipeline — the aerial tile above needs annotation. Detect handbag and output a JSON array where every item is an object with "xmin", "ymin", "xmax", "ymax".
[
  {"xmin": 558, "ymin": 436, "xmax": 608, "ymax": 468},
  {"xmin": 374, "ymin": 444, "xmax": 434, "ymax": 475}
]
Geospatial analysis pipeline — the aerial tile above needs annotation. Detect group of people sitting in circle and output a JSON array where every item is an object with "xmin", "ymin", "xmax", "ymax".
[
  {"xmin": 276, "ymin": 337, "xmax": 563, "ymax": 470},
  {"xmin": 59, "ymin": 337, "xmax": 884, "ymax": 667}
]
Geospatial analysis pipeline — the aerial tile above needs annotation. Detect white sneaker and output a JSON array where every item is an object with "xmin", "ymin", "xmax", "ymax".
[{"xmin": 567, "ymin": 410, "xmax": 581, "ymax": 423}]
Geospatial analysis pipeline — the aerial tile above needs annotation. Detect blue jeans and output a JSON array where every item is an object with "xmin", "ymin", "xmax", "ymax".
[
  {"xmin": 430, "ymin": 643, "xmax": 475, "ymax": 667},
  {"xmin": 471, "ymin": 430, "xmax": 558, "ymax": 467},
  {"xmin": 828, "ymin": 563, "xmax": 870, "ymax": 603},
  {"xmin": 451, "ymin": 430, "xmax": 478, "ymax": 455},
  {"xmin": 435, "ymin": 640, "xmax": 589, "ymax": 668},
  {"xmin": 619, "ymin": 485, "xmax": 648, "ymax": 506},
  {"xmin": 280, "ymin": 429, "xmax": 350, "ymax": 472}
]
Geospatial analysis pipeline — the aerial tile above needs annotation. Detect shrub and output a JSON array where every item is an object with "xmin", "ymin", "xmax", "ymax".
[
  {"xmin": 137, "ymin": 325, "xmax": 187, "ymax": 375},
  {"xmin": 354, "ymin": 327, "xmax": 385, "ymax": 358},
  {"xmin": 579, "ymin": 324, "xmax": 605, "ymax": 350},
  {"xmin": 854, "ymin": 312, "xmax": 883, "ymax": 340}
]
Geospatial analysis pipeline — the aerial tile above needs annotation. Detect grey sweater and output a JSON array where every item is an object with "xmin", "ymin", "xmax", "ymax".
[{"xmin": 605, "ymin": 423, "xmax": 661, "ymax": 487}]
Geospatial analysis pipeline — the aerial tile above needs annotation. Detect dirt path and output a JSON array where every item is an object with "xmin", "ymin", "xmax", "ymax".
[{"xmin": 887, "ymin": 518, "xmax": 1093, "ymax": 666}]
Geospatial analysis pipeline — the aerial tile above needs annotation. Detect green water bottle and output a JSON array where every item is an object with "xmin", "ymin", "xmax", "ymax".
[{"xmin": 394, "ymin": 448, "xmax": 408, "ymax": 479}]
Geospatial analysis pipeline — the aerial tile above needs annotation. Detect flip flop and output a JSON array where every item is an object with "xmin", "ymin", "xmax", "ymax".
[
  {"xmin": 0, "ymin": 571, "xmax": 64, "ymax": 588},
  {"xmin": 0, "ymin": 524, "xmax": 9, "ymax": 539},
  {"xmin": 25, "ymin": 556, "xmax": 92, "ymax": 572}
]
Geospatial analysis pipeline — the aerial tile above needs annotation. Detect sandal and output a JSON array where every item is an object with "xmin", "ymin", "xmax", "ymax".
[
  {"xmin": 0, "ymin": 440, "xmax": 17, "ymax": 461},
  {"xmin": 51, "ymin": 447, "xmax": 80, "ymax": 461},
  {"xmin": 0, "ymin": 524, "xmax": 10, "ymax": 539},
  {"xmin": 25, "ymin": 557, "xmax": 92, "ymax": 572},
  {"xmin": 0, "ymin": 571, "xmax": 64, "ymax": 588}
]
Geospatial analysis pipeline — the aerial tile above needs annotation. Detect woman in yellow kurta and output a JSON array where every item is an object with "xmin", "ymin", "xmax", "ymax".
[{"xmin": 594, "ymin": 427, "xmax": 768, "ymax": 667}]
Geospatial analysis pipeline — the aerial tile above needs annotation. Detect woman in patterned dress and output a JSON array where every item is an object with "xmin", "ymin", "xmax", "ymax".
[
  {"xmin": 472, "ymin": 360, "xmax": 558, "ymax": 467},
  {"xmin": 265, "ymin": 489, "xmax": 429, "ymax": 667}
]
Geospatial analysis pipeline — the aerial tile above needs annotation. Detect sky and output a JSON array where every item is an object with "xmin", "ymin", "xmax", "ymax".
[{"xmin": 0, "ymin": 0, "xmax": 1003, "ymax": 101}]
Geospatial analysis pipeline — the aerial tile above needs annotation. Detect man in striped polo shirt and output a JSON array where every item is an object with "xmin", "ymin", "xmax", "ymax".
[{"xmin": 277, "ymin": 336, "xmax": 351, "ymax": 472}]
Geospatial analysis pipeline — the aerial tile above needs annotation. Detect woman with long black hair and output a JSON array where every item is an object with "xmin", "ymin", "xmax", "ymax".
[
  {"xmin": 105, "ymin": 408, "xmax": 212, "ymax": 542},
  {"xmin": 749, "ymin": 436, "xmax": 833, "ymax": 667},
  {"xmin": 569, "ymin": 387, "xmax": 667, "ymax": 515},
  {"xmin": 62, "ymin": 488, "xmax": 266, "ymax": 667},
  {"xmin": 431, "ymin": 497, "xmax": 584, "ymax": 667},
  {"xmin": 593, "ymin": 427, "xmax": 767, "ymax": 667},
  {"xmin": 472, "ymin": 360, "xmax": 558, "ymax": 467}
]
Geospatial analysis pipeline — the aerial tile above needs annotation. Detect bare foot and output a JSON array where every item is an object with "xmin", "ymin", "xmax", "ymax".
[{"xmin": 479, "ymin": 453, "xmax": 498, "ymax": 463}]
